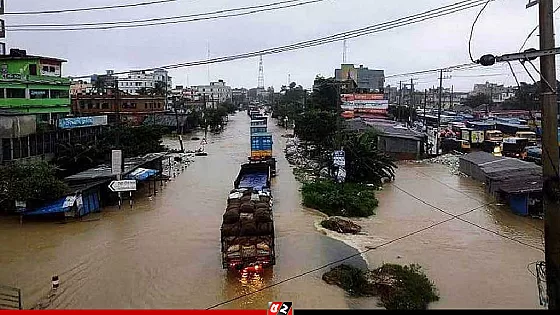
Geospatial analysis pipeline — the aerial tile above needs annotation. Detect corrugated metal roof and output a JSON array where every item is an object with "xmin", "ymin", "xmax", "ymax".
[
  {"xmin": 480, "ymin": 158, "xmax": 541, "ymax": 176},
  {"xmin": 459, "ymin": 151, "xmax": 503, "ymax": 165},
  {"xmin": 65, "ymin": 152, "xmax": 166, "ymax": 182},
  {"xmin": 497, "ymin": 175, "xmax": 543, "ymax": 194}
]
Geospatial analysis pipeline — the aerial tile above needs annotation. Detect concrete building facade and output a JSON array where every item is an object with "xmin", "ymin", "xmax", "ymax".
[
  {"xmin": 335, "ymin": 64, "xmax": 385, "ymax": 93},
  {"xmin": 0, "ymin": 49, "xmax": 71, "ymax": 123}
]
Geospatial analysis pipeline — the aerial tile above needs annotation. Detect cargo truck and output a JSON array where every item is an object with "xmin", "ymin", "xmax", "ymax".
[
  {"xmin": 221, "ymin": 163, "xmax": 275, "ymax": 272},
  {"xmin": 250, "ymin": 132, "xmax": 276, "ymax": 176}
]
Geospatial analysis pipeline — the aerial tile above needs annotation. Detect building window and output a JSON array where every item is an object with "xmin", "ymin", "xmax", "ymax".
[
  {"xmin": 87, "ymin": 103, "xmax": 93, "ymax": 109},
  {"xmin": 158, "ymin": 103, "xmax": 161, "ymax": 108},
  {"xmin": 42, "ymin": 66, "xmax": 49, "ymax": 72},
  {"xmin": 29, "ymin": 64, "xmax": 38, "ymax": 75},
  {"xmin": 6, "ymin": 88, "xmax": 25, "ymax": 98},
  {"xmin": 102, "ymin": 103, "xmax": 109, "ymax": 109},
  {"xmin": 50, "ymin": 89, "xmax": 69, "ymax": 99},
  {"xmin": 0, "ymin": 89, "xmax": 4, "ymax": 98},
  {"xmin": 79, "ymin": 101, "xmax": 86, "ymax": 109},
  {"xmin": 145, "ymin": 103, "xmax": 148, "ymax": 109},
  {"xmin": 49, "ymin": 66, "xmax": 55, "ymax": 72},
  {"xmin": 136, "ymin": 82, "xmax": 142, "ymax": 87}
]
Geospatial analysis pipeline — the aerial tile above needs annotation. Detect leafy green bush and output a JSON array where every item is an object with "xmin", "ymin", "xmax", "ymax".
[
  {"xmin": 301, "ymin": 179, "xmax": 378, "ymax": 217},
  {"xmin": 322, "ymin": 264, "xmax": 440, "ymax": 310},
  {"xmin": 374, "ymin": 264, "xmax": 440, "ymax": 310}
]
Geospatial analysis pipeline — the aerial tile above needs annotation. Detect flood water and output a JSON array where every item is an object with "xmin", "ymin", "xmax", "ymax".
[
  {"xmin": 0, "ymin": 113, "xmax": 364, "ymax": 310},
  {"xmin": 0, "ymin": 112, "xmax": 545, "ymax": 309}
]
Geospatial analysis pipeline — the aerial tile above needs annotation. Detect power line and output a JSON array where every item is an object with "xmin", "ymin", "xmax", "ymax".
[
  {"xmin": 205, "ymin": 203, "xmax": 488, "ymax": 310},
  {"xmin": 4, "ymin": 0, "xmax": 178, "ymax": 15},
  {"xmin": 70, "ymin": 0, "xmax": 490, "ymax": 78},
  {"xmin": 519, "ymin": 3, "xmax": 560, "ymax": 52},
  {"xmin": 391, "ymin": 183, "xmax": 544, "ymax": 252},
  {"xmin": 9, "ymin": 0, "xmax": 325, "ymax": 31},
  {"xmin": 468, "ymin": 0, "xmax": 493, "ymax": 62}
]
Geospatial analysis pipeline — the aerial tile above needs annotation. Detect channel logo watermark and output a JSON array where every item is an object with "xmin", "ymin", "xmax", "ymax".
[{"xmin": 268, "ymin": 302, "xmax": 293, "ymax": 315}]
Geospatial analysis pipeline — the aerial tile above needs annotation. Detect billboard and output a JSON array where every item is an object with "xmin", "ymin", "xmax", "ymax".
[
  {"xmin": 340, "ymin": 64, "xmax": 358, "ymax": 82},
  {"xmin": 341, "ymin": 96, "xmax": 388, "ymax": 110},
  {"xmin": 58, "ymin": 115, "xmax": 108, "ymax": 129}
]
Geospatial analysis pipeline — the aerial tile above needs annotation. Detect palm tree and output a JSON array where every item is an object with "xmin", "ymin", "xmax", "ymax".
[{"xmin": 342, "ymin": 130, "xmax": 396, "ymax": 186}]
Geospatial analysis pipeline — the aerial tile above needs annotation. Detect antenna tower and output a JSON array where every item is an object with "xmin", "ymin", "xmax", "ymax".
[
  {"xmin": 257, "ymin": 55, "xmax": 265, "ymax": 89},
  {"xmin": 343, "ymin": 39, "xmax": 347, "ymax": 63}
]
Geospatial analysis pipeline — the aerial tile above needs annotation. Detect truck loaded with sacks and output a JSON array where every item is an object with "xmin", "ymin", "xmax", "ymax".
[{"xmin": 220, "ymin": 163, "xmax": 275, "ymax": 272}]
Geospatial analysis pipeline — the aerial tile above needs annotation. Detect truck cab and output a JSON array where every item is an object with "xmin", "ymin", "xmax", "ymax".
[
  {"xmin": 515, "ymin": 131, "xmax": 537, "ymax": 145},
  {"xmin": 485, "ymin": 130, "xmax": 503, "ymax": 142}
]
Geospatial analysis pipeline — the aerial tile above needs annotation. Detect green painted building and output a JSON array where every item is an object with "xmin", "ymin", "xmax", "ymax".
[{"xmin": 0, "ymin": 49, "xmax": 71, "ymax": 123}]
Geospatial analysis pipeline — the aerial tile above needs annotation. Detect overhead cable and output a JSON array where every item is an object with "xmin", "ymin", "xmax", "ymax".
[
  {"xmin": 9, "ymin": 0, "xmax": 327, "ymax": 31},
  {"xmin": 4, "ymin": 0, "xmax": 178, "ymax": 15},
  {"xmin": 69, "ymin": 0, "xmax": 490, "ymax": 78}
]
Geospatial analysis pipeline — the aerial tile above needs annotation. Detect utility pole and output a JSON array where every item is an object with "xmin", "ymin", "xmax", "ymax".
[
  {"xmin": 437, "ymin": 69, "xmax": 443, "ymax": 155},
  {"xmin": 539, "ymin": 0, "xmax": 560, "ymax": 309},
  {"xmin": 398, "ymin": 81, "xmax": 402, "ymax": 106},
  {"xmin": 410, "ymin": 78, "xmax": 416, "ymax": 126},
  {"xmin": 423, "ymin": 89, "xmax": 427, "ymax": 126},
  {"xmin": 450, "ymin": 85, "xmax": 454, "ymax": 109}
]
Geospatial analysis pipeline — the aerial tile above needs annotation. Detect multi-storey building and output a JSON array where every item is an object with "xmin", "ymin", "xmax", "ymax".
[
  {"xmin": 335, "ymin": 64, "xmax": 385, "ymax": 93},
  {"xmin": 0, "ymin": 49, "xmax": 71, "ymax": 123},
  {"xmin": 117, "ymin": 69, "xmax": 172, "ymax": 95},
  {"xmin": 190, "ymin": 80, "xmax": 232, "ymax": 108}
]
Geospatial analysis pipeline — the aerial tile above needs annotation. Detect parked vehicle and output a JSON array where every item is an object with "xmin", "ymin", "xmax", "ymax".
[
  {"xmin": 485, "ymin": 130, "xmax": 503, "ymax": 142},
  {"xmin": 515, "ymin": 131, "xmax": 537, "ymax": 145},
  {"xmin": 502, "ymin": 137, "xmax": 530, "ymax": 159},
  {"xmin": 523, "ymin": 146, "xmax": 542, "ymax": 165},
  {"xmin": 221, "ymin": 162, "xmax": 275, "ymax": 272},
  {"xmin": 461, "ymin": 128, "xmax": 485, "ymax": 146},
  {"xmin": 481, "ymin": 140, "xmax": 503, "ymax": 157},
  {"xmin": 441, "ymin": 138, "xmax": 470, "ymax": 153}
]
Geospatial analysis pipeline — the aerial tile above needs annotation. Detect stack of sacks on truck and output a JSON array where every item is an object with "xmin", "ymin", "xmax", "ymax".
[{"xmin": 220, "ymin": 188, "xmax": 274, "ymax": 256}]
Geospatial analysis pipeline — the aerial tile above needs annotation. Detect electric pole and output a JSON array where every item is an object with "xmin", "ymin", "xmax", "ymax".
[
  {"xmin": 450, "ymin": 85, "xmax": 454, "ymax": 109},
  {"xmin": 424, "ymin": 89, "xmax": 427, "ymax": 126},
  {"xmin": 437, "ymin": 69, "xmax": 443, "ymax": 155},
  {"xmin": 539, "ymin": 0, "xmax": 560, "ymax": 309},
  {"xmin": 410, "ymin": 78, "xmax": 415, "ymax": 125},
  {"xmin": 398, "ymin": 81, "xmax": 402, "ymax": 106}
]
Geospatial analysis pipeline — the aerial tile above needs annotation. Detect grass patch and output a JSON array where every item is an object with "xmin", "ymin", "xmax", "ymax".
[
  {"xmin": 322, "ymin": 264, "xmax": 440, "ymax": 310},
  {"xmin": 301, "ymin": 179, "xmax": 378, "ymax": 217}
]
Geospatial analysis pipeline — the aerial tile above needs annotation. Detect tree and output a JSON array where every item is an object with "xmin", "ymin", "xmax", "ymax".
[
  {"xmin": 98, "ymin": 125, "xmax": 166, "ymax": 158},
  {"xmin": 464, "ymin": 93, "xmax": 490, "ymax": 109},
  {"xmin": 501, "ymin": 82, "xmax": 539, "ymax": 110},
  {"xmin": 0, "ymin": 161, "xmax": 70, "ymax": 207},
  {"xmin": 341, "ymin": 129, "xmax": 396, "ymax": 186},
  {"xmin": 309, "ymin": 76, "xmax": 341, "ymax": 112},
  {"xmin": 53, "ymin": 141, "xmax": 104, "ymax": 177}
]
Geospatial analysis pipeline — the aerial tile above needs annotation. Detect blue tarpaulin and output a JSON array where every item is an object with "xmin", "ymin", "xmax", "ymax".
[
  {"xmin": 24, "ymin": 196, "xmax": 77, "ymax": 216},
  {"xmin": 238, "ymin": 173, "xmax": 268, "ymax": 191},
  {"xmin": 126, "ymin": 168, "xmax": 158, "ymax": 181}
]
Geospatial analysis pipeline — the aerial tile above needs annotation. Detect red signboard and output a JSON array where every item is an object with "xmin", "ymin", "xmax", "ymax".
[{"xmin": 341, "ymin": 93, "xmax": 384, "ymax": 101}]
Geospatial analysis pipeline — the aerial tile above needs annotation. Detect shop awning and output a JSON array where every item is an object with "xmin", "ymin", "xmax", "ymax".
[
  {"xmin": 23, "ymin": 196, "xmax": 78, "ymax": 216},
  {"xmin": 126, "ymin": 168, "xmax": 158, "ymax": 182}
]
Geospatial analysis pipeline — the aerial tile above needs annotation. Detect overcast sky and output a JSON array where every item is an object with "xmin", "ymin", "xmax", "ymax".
[{"xmin": 4, "ymin": 0, "xmax": 558, "ymax": 92}]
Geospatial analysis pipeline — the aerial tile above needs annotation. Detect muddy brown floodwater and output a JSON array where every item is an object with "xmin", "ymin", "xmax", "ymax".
[
  {"xmin": 0, "ymin": 113, "xmax": 365, "ymax": 310},
  {"xmin": 0, "ymin": 113, "xmax": 546, "ymax": 309}
]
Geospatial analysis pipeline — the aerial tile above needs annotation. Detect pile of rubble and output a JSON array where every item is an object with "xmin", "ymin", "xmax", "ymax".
[
  {"xmin": 422, "ymin": 154, "xmax": 465, "ymax": 176},
  {"xmin": 284, "ymin": 138, "xmax": 307, "ymax": 166}
]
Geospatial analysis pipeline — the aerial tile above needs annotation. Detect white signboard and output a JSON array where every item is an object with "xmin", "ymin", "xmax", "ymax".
[
  {"xmin": 109, "ymin": 180, "xmax": 137, "ymax": 192},
  {"xmin": 111, "ymin": 150, "xmax": 123, "ymax": 175},
  {"xmin": 336, "ymin": 167, "xmax": 346, "ymax": 183},
  {"xmin": 333, "ymin": 150, "xmax": 346, "ymax": 167}
]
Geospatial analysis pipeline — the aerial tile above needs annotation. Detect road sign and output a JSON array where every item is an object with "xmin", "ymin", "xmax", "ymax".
[
  {"xmin": 333, "ymin": 150, "xmax": 346, "ymax": 167},
  {"xmin": 109, "ymin": 180, "xmax": 137, "ymax": 192},
  {"xmin": 111, "ymin": 150, "xmax": 123, "ymax": 175}
]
